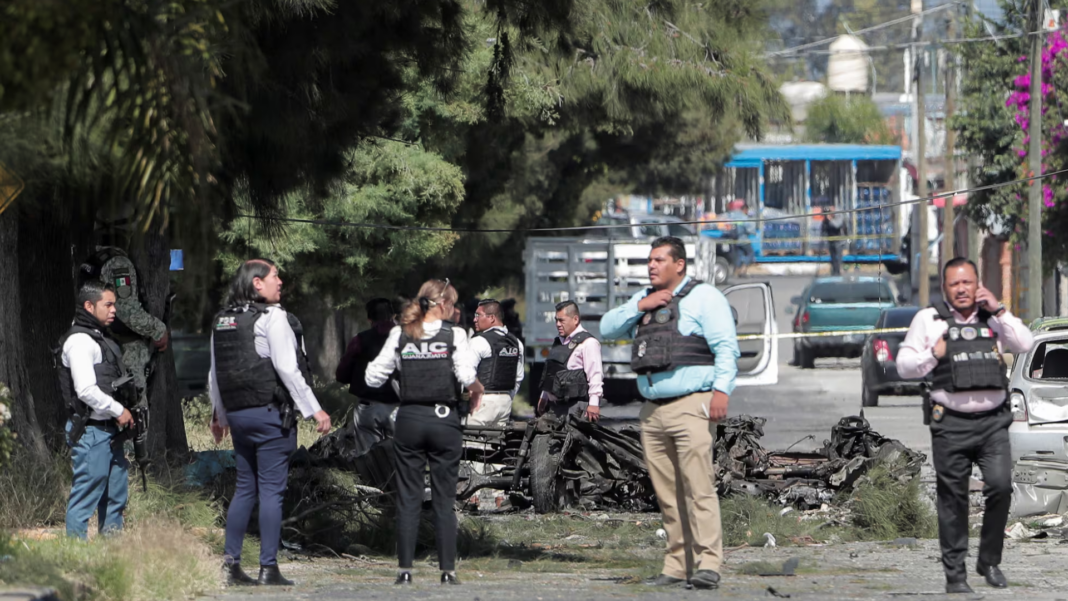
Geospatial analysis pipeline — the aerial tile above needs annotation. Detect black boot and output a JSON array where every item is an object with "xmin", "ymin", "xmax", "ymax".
[
  {"xmin": 258, "ymin": 564, "xmax": 294, "ymax": 586},
  {"xmin": 441, "ymin": 571, "xmax": 461, "ymax": 585},
  {"xmin": 225, "ymin": 562, "xmax": 259, "ymax": 586},
  {"xmin": 395, "ymin": 571, "xmax": 413, "ymax": 585}
]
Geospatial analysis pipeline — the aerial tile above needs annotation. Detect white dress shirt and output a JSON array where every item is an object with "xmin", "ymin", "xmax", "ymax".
[
  {"xmin": 208, "ymin": 305, "xmax": 323, "ymax": 427},
  {"xmin": 62, "ymin": 334, "xmax": 124, "ymax": 421},
  {"xmin": 365, "ymin": 321, "xmax": 479, "ymax": 391},
  {"xmin": 469, "ymin": 325, "xmax": 525, "ymax": 397}
]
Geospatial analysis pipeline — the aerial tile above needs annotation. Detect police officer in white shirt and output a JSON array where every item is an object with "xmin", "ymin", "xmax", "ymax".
[
  {"xmin": 208, "ymin": 259, "xmax": 331, "ymax": 586},
  {"xmin": 467, "ymin": 299, "xmax": 524, "ymax": 428},
  {"xmin": 56, "ymin": 281, "xmax": 136, "ymax": 539},
  {"xmin": 365, "ymin": 278, "xmax": 484, "ymax": 586}
]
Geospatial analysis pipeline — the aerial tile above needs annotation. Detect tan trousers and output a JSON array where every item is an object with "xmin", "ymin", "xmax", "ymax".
[
  {"xmin": 639, "ymin": 391, "xmax": 723, "ymax": 579},
  {"xmin": 465, "ymin": 393, "xmax": 513, "ymax": 428}
]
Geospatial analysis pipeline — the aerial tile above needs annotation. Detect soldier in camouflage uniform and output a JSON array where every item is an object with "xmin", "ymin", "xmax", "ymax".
[{"xmin": 80, "ymin": 247, "xmax": 169, "ymax": 403}]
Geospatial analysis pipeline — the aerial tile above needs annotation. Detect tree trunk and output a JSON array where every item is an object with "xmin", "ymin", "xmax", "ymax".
[
  {"xmin": 0, "ymin": 207, "xmax": 48, "ymax": 459},
  {"xmin": 292, "ymin": 293, "xmax": 347, "ymax": 383},
  {"xmin": 19, "ymin": 190, "xmax": 83, "ymax": 448},
  {"xmin": 131, "ymin": 229, "xmax": 189, "ymax": 460}
]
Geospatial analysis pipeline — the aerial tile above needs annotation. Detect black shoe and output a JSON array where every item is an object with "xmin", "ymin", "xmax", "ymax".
[
  {"xmin": 691, "ymin": 570, "xmax": 721, "ymax": 590},
  {"xmin": 441, "ymin": 572, "xmax": 461, "ymax": 585},
  {"xmin": 643, "ymin": 574, "xmax": 686, "ymax": 587},
  {"xmin": 225, "ymin": 562, "xmax": 259, "ymax": 586},
  {"xmin": 395, "ymin": 572, "xmax": 413, "ymax": 585},
  {"xmin": 945, "ymin": 581, "xmax": 974, "ymax": 594},
  {"xmin": 258, "ymin": 565, "xmax": 294, "ymax": 586},
  {"xmin": 977, "ymin": 563, "xmax": 1008, "ymax": 588}
]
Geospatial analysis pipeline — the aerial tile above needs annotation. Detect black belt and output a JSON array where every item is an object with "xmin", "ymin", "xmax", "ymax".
[
  {"xmin": 646, "ymin": 393, "xmax": 690, "ymax": 405},
  {"xmin": 484, "ymin": 390, "xmax": 512, "ymax": 395},
  {"xmin": 940, "ymin": 402, "xmax": 1007, "ymax": 420},
  {"xmin": 85, "ymin": 418, "xmax": 116, "ymax": 428}
]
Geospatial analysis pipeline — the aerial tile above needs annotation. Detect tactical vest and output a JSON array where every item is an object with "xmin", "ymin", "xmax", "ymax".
[
  {"xmin": 285, "ymin": 312, "xmax": 313, "ymax": 391},
  {"xmin": 212, "ymin": 304, "xmax": 280, "ymax": 411},
  {"xmin": 540, "ymin": 331, "xmax": 593, "ymax": 402},
  {"xmin": 349, "ymin": 326, "xmax": 399, "ymax": 403},
  {"xmin": 397, "ymin": 322, "xmax": 458, "ymax": 404},
  {"xmin": 930, "ymin": 303, "xmax": 1009, "ymax": 394},
  {"xmin": 631, "ymin": 280, "xmax": 717, "ymax": 376},
  {"xmin": 476, "ymin": 328, "xmax": 521, "ymax": 393},
  {"xmin": 54, "ymin": 325, "xmax": 129, "ymax": 416},
  {"xmin": 78, "ymin": 247, "xmax": 147, "ymax": 344}
]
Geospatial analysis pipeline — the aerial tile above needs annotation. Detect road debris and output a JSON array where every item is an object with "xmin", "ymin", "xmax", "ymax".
[{"xmin": 309, "ymin": 411, "xmax": 925, "ymax": 514}]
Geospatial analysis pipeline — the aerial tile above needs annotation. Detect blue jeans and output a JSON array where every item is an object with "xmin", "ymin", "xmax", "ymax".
[
  {"xmin": 224, "ymin": 405, "xmax": 297, "ymax": 567},
  {"xmin": 66, "ymin": 421, "xmax": 129, "ymax": 539}
]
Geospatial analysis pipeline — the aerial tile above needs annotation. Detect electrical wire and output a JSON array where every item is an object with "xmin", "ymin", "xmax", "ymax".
[
  {"xmin": 236, "ymin": 166, "xmax": 1068, "ymax": 234},
  {"xmin": 766, "ymin": 3, "xmax": 959, "ymax": 57}
]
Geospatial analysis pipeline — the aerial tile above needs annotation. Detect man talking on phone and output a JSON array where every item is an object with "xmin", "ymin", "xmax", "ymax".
[{"xmin": 898, "ymin": 258, "xmax": 1033, "ymax": 594}]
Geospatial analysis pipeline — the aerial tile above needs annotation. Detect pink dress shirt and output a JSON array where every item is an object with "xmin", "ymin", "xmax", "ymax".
[
  {"xmin": 897, "ymin": 304, "xmax": 1034, "ymax": 412},
  {"xmin": 539, "ymin": 325, "xmax": 604, "ymax": 407}
]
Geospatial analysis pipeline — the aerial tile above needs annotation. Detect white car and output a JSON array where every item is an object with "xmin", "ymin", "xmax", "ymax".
[{"xmin": 1008, "ymin": 318, "xmax": 1068, "ymax": 516}]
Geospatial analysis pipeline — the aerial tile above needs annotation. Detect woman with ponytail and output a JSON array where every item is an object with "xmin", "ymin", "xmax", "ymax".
[{"xmin": 365, "ymin": 278, "xmax": 484, "ymax": 585}]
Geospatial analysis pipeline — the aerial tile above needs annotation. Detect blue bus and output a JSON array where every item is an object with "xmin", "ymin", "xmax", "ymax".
[{"xmin": 703, "ymin": 144, "xmax": 904, "ymax": 264}]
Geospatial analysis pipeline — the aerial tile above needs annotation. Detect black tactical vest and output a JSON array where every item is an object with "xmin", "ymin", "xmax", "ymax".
[
  {"xmin": 540, "ymin": 331, "xmax": 593, "ymax": 402},
  {"xmin": 397, "ymin": 322, "xmax": 458, "ymax": 404},
  {"xmin": 55, "ymin": 325, "xmax": 128, "ymax": 415},
  {"xmin": 476, "ymin": 328, "xmax": 521, "ymax": 392},
  {"xmin": 930, "ymin": 303, "xmax": 1009, "ymax": 393},
  {"xmin": 349, "ymin": 326, "xmax": 399, "ymax": 403},
  {"xmin": 212, "ymin": 304, "xmax": 280, "ymax": 411},
  {"xmin": 285, "ymin": 312, "xmax": 313, "ymax": 391},
  {"xmin": 631, "ymin": 280, "xmax": 717, "ymax": 375}
]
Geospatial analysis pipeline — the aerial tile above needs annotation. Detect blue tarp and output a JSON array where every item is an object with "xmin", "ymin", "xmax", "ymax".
[
  {"xmin": 725, "ymin": 144, "xmax": 902, "ymax": 168},
  {"xmin": 170, "ymin": 249, "xmax": 184, "ymax": 271}
]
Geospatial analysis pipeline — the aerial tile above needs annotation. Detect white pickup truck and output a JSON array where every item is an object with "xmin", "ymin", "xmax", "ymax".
[{"xmin": 523, "ymin": 237, "xmax": 779, "ymax": 403}]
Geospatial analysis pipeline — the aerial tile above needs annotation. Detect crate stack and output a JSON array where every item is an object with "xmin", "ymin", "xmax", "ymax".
[
  {"xmin": 761, "ymin": 221, "xmax": 803, "ymax": 256},
  {"xmin": 853, "ymin": 185, "xmax": 894, "ymax": 255}
]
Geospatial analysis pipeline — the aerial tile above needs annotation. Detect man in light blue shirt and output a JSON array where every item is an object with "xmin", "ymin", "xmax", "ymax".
[{"xmin": 600, "ymin": 236, "xmax": 739, "ymax": 590}]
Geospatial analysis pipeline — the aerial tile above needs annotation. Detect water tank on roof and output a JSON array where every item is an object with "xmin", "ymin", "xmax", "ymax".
[{"xmin": 827, "ymin": 35, "xmax": 869, "ymax": 93}]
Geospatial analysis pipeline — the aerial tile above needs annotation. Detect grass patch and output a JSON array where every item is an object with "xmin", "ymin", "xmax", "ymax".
[
  {"xmin": 845, "ymin": 461, "xmax": 938, "ymax": 541},
  {"xmin": 0, "ymin": 448, "xmax": 71, "ymax": 529},
  {"xmin": 721, "ymin": 496, "xmax": 844, "ymax": 547},
  {"xmin": 184, "ymin": 392, "xmax": 337, "ymax": 453},
  {"xmin": 1, "ymin": 519, "xmax": 219, "ymax": 601}
]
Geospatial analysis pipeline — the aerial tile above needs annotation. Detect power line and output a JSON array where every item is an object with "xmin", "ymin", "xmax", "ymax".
[
  {"xmin": 766, "ymin": 3, "xmax": 959, "ymax": 57},
  {"xmin": 767, "ymin": 28, "xmax": 1040, "ymax": 60},
  {"xmin": 236, "ymin": 166, "xmax": 1068, "ymax": 234}
]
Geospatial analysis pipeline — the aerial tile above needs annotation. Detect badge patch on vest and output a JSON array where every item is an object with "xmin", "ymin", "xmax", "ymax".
[
  {"xmin": 654, "ymin": 308, "xmax": 671, "ymax": 324},
  {"xmin": 498, "ymin": 347, "xmax": 520, "ymax": 357},
  {"xmin": 980, "ymin": 328, "xmax": 992, "ymax": 338},
  {"xmin": 637, "ymin": 340, "xmax": 647, "ymax": 358},
  {"xmin": 948, "ymin": 327, "xmax": 960, "ymax": 341},
  {"xmin": 568, "ymin": 340, "xmax": 578, "ymax": 349},
  {"xmin": 400, "ymin": 341, "xmax": 449, "ymax": 359},
  {"xmin": 215, "ymin": 316, "xmax": 238, "ymax": 331},
  {"xmin": 961, "ymin": 327, "xmax": 978, "ymax": 341},
  {"xmin": 642, "ymin": 313, "xmax": 652, "ymax": 325}
]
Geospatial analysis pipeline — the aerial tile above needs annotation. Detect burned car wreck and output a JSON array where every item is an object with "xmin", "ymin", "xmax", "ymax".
[{"xmin": 309, "ymin": 412, "xmax": 924, "ymax": 513}]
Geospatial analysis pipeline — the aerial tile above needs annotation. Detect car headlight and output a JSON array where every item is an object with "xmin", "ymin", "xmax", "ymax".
[{"xmin": 1009, "ymin": 391, "xmax": 1028, "ymax": 422}]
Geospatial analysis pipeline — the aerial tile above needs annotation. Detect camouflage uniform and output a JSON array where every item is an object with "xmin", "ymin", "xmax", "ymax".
[{"xmin": 97, "ymin": 250, "xmax": 166, "ymax": 403}]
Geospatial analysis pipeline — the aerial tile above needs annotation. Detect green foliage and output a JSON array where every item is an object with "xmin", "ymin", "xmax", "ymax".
[
  {"xmin": 951, "ymin": 0, "xmax": 1068, "ymax": 270},
  {"xmin": 845, "ymin": 461, "xmax": 938, "ymax": 541},
  {"xmin": 0, "ymin": 383, "xmax": 14, "ymax": 469},
  {"xmin": 804, "ymin": 94, "xmax": 895, "ymax": 144}
]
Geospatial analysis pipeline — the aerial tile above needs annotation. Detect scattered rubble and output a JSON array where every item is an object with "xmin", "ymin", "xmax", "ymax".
[{"xmin": 310, "ymin": 411, "xmax": 925, "ymax": 514}]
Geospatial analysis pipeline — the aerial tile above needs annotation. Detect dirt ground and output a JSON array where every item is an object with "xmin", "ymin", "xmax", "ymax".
[{"xmin": 199, "ymin": 526, "xmax": 1068, "ymax": 601}]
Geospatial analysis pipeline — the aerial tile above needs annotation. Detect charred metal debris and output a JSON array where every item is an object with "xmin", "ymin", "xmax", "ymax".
[{"xmin": 308, "ymin": 413, "xmax": 925, "ymax": 513}]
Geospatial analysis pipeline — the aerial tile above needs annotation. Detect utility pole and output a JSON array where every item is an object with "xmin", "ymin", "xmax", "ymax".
[
  {"xmin": 942, "ymin": 9, "xmax": 957, "ymax": 263},
  {"xmin": 1028, "ymin": 0, "xmax": 1045, "ymax": 320},
  {"xmin": 914, "ymin": 0, "xmax": 930, "ymax": 307}
]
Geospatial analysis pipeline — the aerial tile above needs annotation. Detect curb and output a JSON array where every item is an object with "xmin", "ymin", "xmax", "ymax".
[{"xmin": 0, "ymin": 588, "xmax": 61, "ymax": 601}]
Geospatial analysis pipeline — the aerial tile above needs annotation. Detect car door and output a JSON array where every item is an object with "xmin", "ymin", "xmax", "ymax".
[{"xmin": 722, "ymin": 282, "xmax": 778, "ymax": 386}]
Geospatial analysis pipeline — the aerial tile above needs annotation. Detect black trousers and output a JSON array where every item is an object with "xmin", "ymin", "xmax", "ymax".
[
  {"xmin": 827, "ymin": 240, "xmax": 844, "ymax": 275},
  {"xmin": 930, "ymin": 404, "xmax": 1013, "ymax": 582},
  {"xmin": 394, "ymin": 403, "xmax": 462, "ymax": 571}
]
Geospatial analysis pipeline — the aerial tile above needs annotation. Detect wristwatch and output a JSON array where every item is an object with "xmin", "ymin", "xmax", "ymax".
[{"xmin": 993, "ymin": 303, "xmax": 1007, "ymax": 317}]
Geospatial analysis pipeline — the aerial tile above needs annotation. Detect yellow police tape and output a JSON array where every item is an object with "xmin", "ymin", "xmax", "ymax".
[
  {"xmin": 735, "ymin": 327, "xmax": 910, "ymax": 341},
  {"xmin": 712, "ymin": 233, "xmax": 894, "ymax": 245}
]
